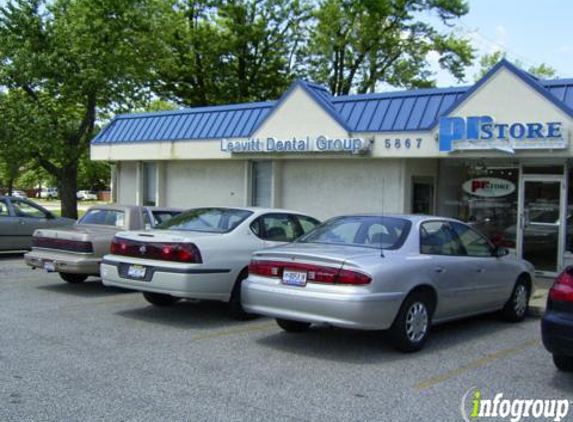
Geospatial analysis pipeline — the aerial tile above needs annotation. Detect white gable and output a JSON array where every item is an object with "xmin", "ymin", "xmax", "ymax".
[
  {"xmin": 450, "ymin": 67, "xmax": 570, "ymax": 123},
  {"xmin": 251, "ymin": 85, "xmax": 349, "ymax": 140}
]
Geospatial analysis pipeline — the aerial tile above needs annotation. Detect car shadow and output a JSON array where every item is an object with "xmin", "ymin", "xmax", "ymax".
[
  {"xmin": 114, "ymin": 300, "xmax": 249, "ymax": 330},
  {"xmin": 37, "ymin": 278, "xmax": 133, "ymax": 297},
  {"xmin": 255, "ymin": 313, "xmax": 530, "ymax": 364},
  {"xmin": 0, "ymin": 252, "xmax": 26, "ymax": 260},
  {"xmin": 548, "ymin": 372, "xmax": 573, "ymax": 393}
]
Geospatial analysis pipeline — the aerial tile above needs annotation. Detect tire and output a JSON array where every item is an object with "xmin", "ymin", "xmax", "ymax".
[
  {"xmin": 228, "ymin": 270, "xmax": 258, "ymax": 320},
  {"xmin": 59, "ymin": 273, "xmax": 88, "ymax": 284},
  {"xmin": 142, "ymin": 292, "xmax": 181, "ymax": 307},
  {"xmin": 501, "ymin": 277, "xmax": 530, "ymax": 322},
  {"xmin": 390, "ymin": 292, "xmax": 433, "ymax": 353},
  {"xmin": 553, "ymin": 355, "xmax": 573, "ymax": 372},
  {"xmin": 276, "ymin": 318, "xmax": 311, "ymax": 333}
]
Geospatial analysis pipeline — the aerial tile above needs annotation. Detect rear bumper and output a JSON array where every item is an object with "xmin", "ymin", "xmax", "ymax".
[
  {"xmin": 242, "ymin": 277, "xmax": 405, "ymax": 330},
  {"xmin": 100, "ymin": 260, "xmax": 233, "ymax": 301},
  {"xmin": 24, "ymin": 250, "xmax": 101, "ymax": 275},
  {"xmin": 542, "ymin": 311, "xmax": 573, "ymax": 357}
]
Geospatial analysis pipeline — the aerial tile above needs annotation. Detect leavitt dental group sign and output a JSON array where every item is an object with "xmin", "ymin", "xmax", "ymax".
[{"xmin": 221, "ymin": 136, "xmax": 372, "ymax": 155}]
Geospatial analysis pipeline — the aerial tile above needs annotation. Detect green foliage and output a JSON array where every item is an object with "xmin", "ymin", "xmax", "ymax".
[
  {"xmin": 305, "ymin": 0, "xmax": 475, "ymax": 95},
  {"xmin": 0, "ymin": 0, "xmax": 177, "ymax": 216},
  {"xmin": 475, "ymin": 51, "xmax": 558, "ymax": 80},
  {"xmin": 155, "ymin": 0, "xmax": 312, "ymax": 106}
]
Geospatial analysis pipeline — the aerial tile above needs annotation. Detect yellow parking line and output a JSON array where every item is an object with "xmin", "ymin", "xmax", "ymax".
[
  {"xmin": 60, "ymin": 295, "xmax": 142, "ymax": 310},
  {"xmin": 193, "ymin": 321, "xmax": 276, "ymax": 341},
  {"xmin": 414, "ymin": 339, "xmax": 540, "ymax": 391}
]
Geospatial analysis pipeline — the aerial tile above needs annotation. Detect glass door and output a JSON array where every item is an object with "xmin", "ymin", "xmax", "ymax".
[{"xmin": 519, "ymin": 177, "xmax": 564, "ymax": 274}]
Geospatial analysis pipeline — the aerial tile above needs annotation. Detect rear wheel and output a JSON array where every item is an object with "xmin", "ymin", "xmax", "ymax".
[
  {"xmin": 59, "ymin": 273, "xmax": 88, "ymax": 284},
  {"xmin": 553, "ymin": 355, "xmax": 573, "ymax": 372},
  {"xmin": 390, "ymin": 292, "xmax": 432, "ymax": 353},
  {"xmin": 143, "ymin": 292, "xmax": 181, "ymax": 307},
  {"xmin": 228, "ymin": 270, "xmax": 258, "ymax": 320},
  {"xmin": 502, "ymin": 277, "xmax": 530, "ymax": 322},
  {"xmin": 276, "ymin": 318, "xmax": 311, "ymax": 333}
]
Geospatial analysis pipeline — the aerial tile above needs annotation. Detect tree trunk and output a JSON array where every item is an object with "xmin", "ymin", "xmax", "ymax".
[{"xmin": 59, "ymin": 165, "xmax": 78, "ymax": 220}]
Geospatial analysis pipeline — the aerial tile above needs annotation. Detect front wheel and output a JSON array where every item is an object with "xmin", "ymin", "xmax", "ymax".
[
  {"xmin": 59, "ymin": 273, "xmax": 88, "ymax": 284},
  {"xmin": 553, "ymin": 355, "xmax": 573, "ymax": 372},
  {"xmin": 502, "ymin": 277, "xmax": 530, "ymax": 322},
  {"xmin": 276, "ymin": 318, "xmax": 311, "ymax": 333},
  {"xmin": 390, "ymin": 292, "xmax": 432, "ymax": 353},
  {"xmin": 143, "ymin": 292, "xmax": 181, "ymax": 307}
]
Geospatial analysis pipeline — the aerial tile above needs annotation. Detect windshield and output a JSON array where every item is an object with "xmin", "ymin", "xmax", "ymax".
[
  {"xmin": 299, "ymin": 216, "xmax": 411, "ymax": 250},
  {"xmin": 156, "ymin": 208, "xmax": 253, "ymax": 233},
  {"xmin": 79, "ymin": 209, "xmax": 125, "ymax": 227}
]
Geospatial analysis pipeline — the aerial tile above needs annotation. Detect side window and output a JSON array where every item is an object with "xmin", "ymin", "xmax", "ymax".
[
  {"xmin": 420, "ymin": 221, "xmax": 465, "ymax": 256},
  {"xmin": 260, "ymin": 214, "xmax": 299, "ymax": 242},
  {"xmin": 13, "ymin": 201, "xmax": 47, "ymax": 218},
  {"xmin": 0, "ymin": 199, "xmax": 10, "ymax": 217},
  {"xmin": 451, "ymin": 222, "xmax": 493, "ymax": 257},
  {"xmin": 296, "ymin": 216, "xmax": 320, "ymax": 235}
]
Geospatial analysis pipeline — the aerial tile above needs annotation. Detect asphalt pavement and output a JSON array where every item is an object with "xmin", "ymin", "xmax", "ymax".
[{"xmin": 1, "ymin": 254, "xmax": 571, "ymax": 422}]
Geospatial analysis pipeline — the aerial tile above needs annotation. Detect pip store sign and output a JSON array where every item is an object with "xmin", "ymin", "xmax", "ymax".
[{"xmin": 462, "ymin": 178, "xmax": 516, "ymax": 198}]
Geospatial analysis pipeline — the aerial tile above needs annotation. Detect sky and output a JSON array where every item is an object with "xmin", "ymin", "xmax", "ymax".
[{"xmin": 430, "ymin": 0, "xmax": 573, "ymax": 87}]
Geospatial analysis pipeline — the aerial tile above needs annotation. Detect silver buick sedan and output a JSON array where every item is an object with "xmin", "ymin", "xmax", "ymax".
[{"xmin": 242, "ymin": 215, "xmax": 535, "ymax": 352}]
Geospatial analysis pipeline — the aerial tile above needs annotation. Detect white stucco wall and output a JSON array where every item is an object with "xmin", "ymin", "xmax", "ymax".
[
  {"xmin": 116, "ymin": 161, "xmax": 138, "ymax": 205},
  {"xmin": 279, "ymin": 159, "xmax": 405, "ymax": 220},
  {"xmin": 164, "ymin": 160, "xmax": 246, "ymax": 208}
]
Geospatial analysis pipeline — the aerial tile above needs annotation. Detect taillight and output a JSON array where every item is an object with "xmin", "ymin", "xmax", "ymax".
[
  {"xmin": 110, "ymin": 237, "xmax": 202, "ymax": 263},
  {"xmin": 248, "ymin": 260, "xmax": 371, "ymax": 285},
  {"xmin": 33, "ymin": 237, "xmax": 93, "ymax": 253},
  {"xmin": 549, "ymin": 268, "xmax": 573, "ymax": 302}
]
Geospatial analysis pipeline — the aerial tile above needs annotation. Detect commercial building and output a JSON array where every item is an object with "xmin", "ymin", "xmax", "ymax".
[{"xmin": 91, "ymin": 60, "xmax": 573, "ymax": 276}]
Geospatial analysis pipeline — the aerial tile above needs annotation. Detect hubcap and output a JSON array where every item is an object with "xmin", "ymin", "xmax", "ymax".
[
  {"xmin": 405, "ymin": 302, "xmax": 428, "ymax": 343},
  {"xmin": 514, "ymin": 285, "xmax": 528, "ymax": 317}
]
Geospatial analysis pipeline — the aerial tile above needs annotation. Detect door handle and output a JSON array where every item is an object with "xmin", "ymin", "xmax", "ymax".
[
  {"xmin": 475, "ymin": 268, "xmax": 485, "ymax": 273},
  {"xmin": 435, "ymin": 266, "xmax": 445, "ymax": 274}
]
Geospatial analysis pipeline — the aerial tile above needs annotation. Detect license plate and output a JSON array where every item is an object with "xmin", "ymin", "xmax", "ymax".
[
  {"xmin": 282, "ymin": 270, "xmax": 307, "ymax": 286},
  {"xmin": 43, "ymin": 261, "xmax": 55, "ymax": 272},
  {"xmin": 127, "ymin": 265, "xmax": 147, "ymax": 279}
]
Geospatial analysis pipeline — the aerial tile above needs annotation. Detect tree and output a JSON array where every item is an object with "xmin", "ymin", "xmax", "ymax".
[
  {"xmin": 475, "ymin": 51, "xmax": 558, "ymax": 80},
  {"xmin": 306, "ymin": 0, "xmax": 474, "ymax": 96},
  {"xmin": 0, "ymin": 0, "xmax": 177, "ymax": 218},
  {"xmin": 156, "ymin": 0, "xmax": 311, "ymax": 106}
]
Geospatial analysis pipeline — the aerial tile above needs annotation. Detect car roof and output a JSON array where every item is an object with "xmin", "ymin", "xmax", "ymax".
[
  {"xmin": 325, "ymin": 213, "xmax": 464, "ymax": 224},
  {"xmin": 174, "ymin": 206, "xmax": 315, "ymax": 216}
]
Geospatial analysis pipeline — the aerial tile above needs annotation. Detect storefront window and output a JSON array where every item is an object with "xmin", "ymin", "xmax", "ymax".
[
  {"xmin": 252, "ymin": 161, "xmax": 272, "ymax": 207},
  {"xmin": 437, "ymin": 161, "xmax": 519, "ymax": 249}
]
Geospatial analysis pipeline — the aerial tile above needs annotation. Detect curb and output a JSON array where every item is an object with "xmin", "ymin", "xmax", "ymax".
[{"xmin": 527, "ymin": 304, "xmax": 545, "ymax": 318}]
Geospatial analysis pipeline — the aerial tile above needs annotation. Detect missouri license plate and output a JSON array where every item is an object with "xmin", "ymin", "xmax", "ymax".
[{"xmin": 282, "ymin": 270, "xmax": 307, "ymax": 287}]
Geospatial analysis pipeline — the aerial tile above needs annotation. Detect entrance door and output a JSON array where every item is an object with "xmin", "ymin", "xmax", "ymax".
[{"xmin": 519, "ymin": 177, "xmax": 565, "ymax": 274}]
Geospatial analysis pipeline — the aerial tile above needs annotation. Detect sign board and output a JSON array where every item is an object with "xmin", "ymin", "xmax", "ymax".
[
  {"xmin": 221, "ymin": 136, "xmax": 372, "ymax": 155},
  {"xmin": 439, "ymin": 116, "xmax": 567, "ymax": 154},
  {"xmin": 462, "ymin": 178, "xmax": 516, "ymax": 198}
]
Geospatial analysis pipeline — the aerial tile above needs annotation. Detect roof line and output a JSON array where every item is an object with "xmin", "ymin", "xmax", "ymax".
[
  {"xmin": 115, "ymin": 101, "xmax": 276, "ymax": 119},
  {"xmin": 429, "ymin": 59, "xmax": 573, "ymax": 129}
]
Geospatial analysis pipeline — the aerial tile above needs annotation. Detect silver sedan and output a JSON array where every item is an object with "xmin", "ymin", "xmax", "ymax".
[{"xmin": 242, "ymin": 215, "xmax": 535, "ymax": 352}]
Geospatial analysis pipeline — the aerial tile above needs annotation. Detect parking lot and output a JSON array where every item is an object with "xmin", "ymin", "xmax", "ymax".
[{"xmin": 1, "ymin": 253, "xmax": 571, "ymax": 422}]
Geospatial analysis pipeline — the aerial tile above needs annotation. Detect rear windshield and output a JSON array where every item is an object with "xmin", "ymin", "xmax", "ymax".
[
  {"xmin": 299, "ymin": 216, "xmax": 411, "ymax": 250},
  {"xmin": 156, "ymin": 208, "xmax": 253, "ymax": 233},
  {"xmin": 79, "ymin": 209, "xmax": 125, "ymax": 227}
]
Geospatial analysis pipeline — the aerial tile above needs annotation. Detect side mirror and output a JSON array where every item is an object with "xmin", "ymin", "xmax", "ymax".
[
  {"xmin": 493, "ymin": 245, "xmax": 509, "ymax": 258},
  {"xmin": 46, "ymin": 212, "xmax": 56, "ymax": 220}
]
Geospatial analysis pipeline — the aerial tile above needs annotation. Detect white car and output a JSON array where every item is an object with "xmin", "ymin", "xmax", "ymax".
[
  {"xmin": 100, "ymin": 207, "xmax": 320, "ymax": 318},
  {"xmin": 77, "ymin": 190, "xmax": 98, "ymax": 201},
  {"xmin": 38, "ymin": 188, "xmax": 58, "ymax": 199}
]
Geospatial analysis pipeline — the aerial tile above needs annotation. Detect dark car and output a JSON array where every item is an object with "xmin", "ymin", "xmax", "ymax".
[
  {"xmin": 542, "ymin": 267, "xmax": 573, "ymax": 371},
  {"xmin": 0, "ymin": 196, "xmax": 75, "ymax": 250}
]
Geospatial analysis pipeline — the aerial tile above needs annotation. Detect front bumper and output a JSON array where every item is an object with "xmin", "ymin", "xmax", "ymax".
[
  {"xmin": 100, "ymin": 259, "xmax": 233, "ymax": 301},
  {"xmin": 25, "ymin": 249, "xmax": 101, "ymax": 275},
  {"xmin": 241, "ymin": 277, "xmax": 405, "ymax": 330},
  {"xmin": 542, "ymin": 310, "xmax": 573, "ymax": 357}
]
